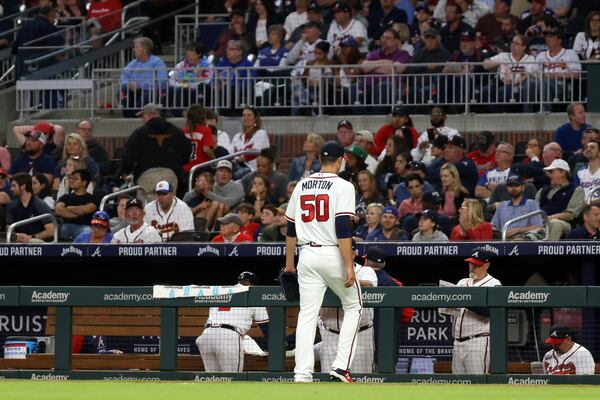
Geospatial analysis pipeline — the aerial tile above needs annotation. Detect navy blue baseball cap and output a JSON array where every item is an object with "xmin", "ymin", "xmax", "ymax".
[
  {"xmin": 416, "ymin": 209, "xmax": 438, "ymax": 223},
  {"xmin": 238, "ymin": 271, "xmax": 258, "ymax": 285},
  {"xmin": 465, "ymin": 247, "xmax": 494, "ymax": 266},
  {"xmin": 125, "ymin": 198, "xmax": 144, "ymax": 210},
  {"xmin": 320, "ymin": 141, "xmax": 345, "ymax": 158},
  {"xmin": 382, "ymin": 205, "xmax": 399, "ymax": 218},
  {"xmin": 506, "ymin": 174, "xmax": 524, "ymax": 185},
  {"xmin": 366, "ymin": 246, "xmax": 386, "ymax": 263},
  {"xmin": 545, "ymin": 325, "xmax": 571, "ymax": 345}
]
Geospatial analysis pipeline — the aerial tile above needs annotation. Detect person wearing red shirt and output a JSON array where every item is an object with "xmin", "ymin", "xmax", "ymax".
[
  {"xmin": 467, "ymin": 131, "xmax": 496, "ymax": 177},
  {"xmin": 450, "ymin": 198, "xmax": 493, "ymax": 240},
  {"xmin": 373, "ymin": 106, "xmax": 419, "ymax": 157},
  {"xmin": 237, "ymin": 202, "xmax": 260, "ymax": 238},
  {"xmin": 88, "ymin": 0, "xmax": 123, "ymax": 33},
  {"xmin": 183, "ymin": 105, "xmax": 215, "ymax": 174},
  {"xmin": 211, "ymin": 213, "xmax": 253, "ymax": 243}
]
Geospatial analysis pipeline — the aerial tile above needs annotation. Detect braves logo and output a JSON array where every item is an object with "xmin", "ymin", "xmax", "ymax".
[{"xmin": 544, "ymin": 361, "xmax": 576, "ymax": 375}]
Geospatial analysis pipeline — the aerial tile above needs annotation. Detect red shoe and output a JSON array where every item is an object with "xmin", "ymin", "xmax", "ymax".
[{"xmin": 329, "ymin": 368, "xmax": 354, "ymax": 383}]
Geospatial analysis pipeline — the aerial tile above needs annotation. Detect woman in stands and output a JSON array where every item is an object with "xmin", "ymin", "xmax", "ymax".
[
  {"xmin": 32, "ymin": 173, "xmax": 55, "ymax": 209},
  {"xmin": 55, "ymin": 156, "xmax": 94, "ymax": 199},
  {"xmin": 53, "ymin": 132, "xmax": 99, "ymax": 190},
  {"xmin": 524, "ymin": 137, "xmax": 544, "ymax": 164},
  {"xmin": 376, "ymin": 135, "xmax": 410, "ymax": 195},
  {"xmin": 352, "ymin": 202, "xmax": 384, "ymax": 242},
  {"xmin": 244, "ymin": 173, "xmax": 272, "ymax": 217},
  {"xmin": 439, "ymin": 163, "xmax": 468, "ymax": 221},
  {"xmin": 450, "ymin": 198, "xmax": 493, "ymax": 240},
  {"xmin": 573, "ymin": 11, "xmax": 600, "ymax": 61},
  {"xmin": 169, "ymin": 42, "xmax": 212, "ymax": 117},
  {"xmin": 355, "ymin": 170, "xmax": 386, "ymax": 224},
  {"xmin": 247, "ymin": 0, "xmax": 281, "ymax": 51},
  {"xmin": 231, "ymin": 106, "xmax": 270, "ymax": 177},
  {"xmin": 288, "ymin": 133, "xmax": 323, "ymax": 181}
]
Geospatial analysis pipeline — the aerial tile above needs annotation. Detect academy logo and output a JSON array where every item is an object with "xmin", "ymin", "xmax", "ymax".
[
  {"xmin": 362, "ymin": 292, "xmax": 386, "ymax": 303},
  {"xmin": 31, "ymin": 373, "xmax": 69, "ymax": 380},
  {"xmin": 507, "ymin": 291, "xmax": 550, "ymax": 304},
  {"xmin": 31, "ymin": 290, "xmax": 70, "ymax": 303},
  {"xmin": 507, "ymin": 377, "xmax": 549, "ymax": 385},
  {"xmin": 60, "ymin": 246, "xmax": 83, "ymax": 257},
  {"xmin": 194, "ymin": 375, "xmax": 233, "ymax": 382},
  {"xmin": 197, "ymin": 245, "xmax": 220, "ymax": 256}
]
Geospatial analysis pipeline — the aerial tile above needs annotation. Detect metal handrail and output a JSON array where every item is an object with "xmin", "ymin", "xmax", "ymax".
[
  {"xmin": 106, "ymin": 17, "xmax": 149, "ymax": 46},
  {"xmin": 588, "ymin": 186, "xmax": 600, "ymax": 204},
  {"xmin": 99, "ymin": 185, "xmax": 147, "ymax": 212},
  {"xmin": 188, "ymin": 150, "xmax": 261, "ymax": 192},
  {"xmin": 6, "ymin": 213, "xmax": 58, "ymax": 243},
  {"xmin": 501, "ymin": 210, "xmax": 549, "ymax": 241},
  {"xmin": 0, "ymin": 65, "xmax": 14, "ymax": 82},
  {"xmin": 2, "ymin": 5, "xmax": 40, "ymax": 23}
]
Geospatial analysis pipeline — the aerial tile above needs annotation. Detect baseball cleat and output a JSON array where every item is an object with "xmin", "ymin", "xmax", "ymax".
[{"xmin": 329, "ymin": 368, "xmax": 354, "ymax": 383}]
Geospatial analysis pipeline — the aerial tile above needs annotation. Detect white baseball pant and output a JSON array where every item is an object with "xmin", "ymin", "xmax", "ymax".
[
  {"xmin": 319, "ymin": 324, "xmax": 374, "ymax": 373},
  {"xmin": 452, "ymin": 335, "xmax": 490, "ymax": 374},
  {"xmin": 196, "ymin": 327, "xmax": 244, "ymax": 372}
]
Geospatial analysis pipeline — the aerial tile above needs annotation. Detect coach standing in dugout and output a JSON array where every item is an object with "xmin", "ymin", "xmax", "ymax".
[{"xmin": 439, "ymin": 248, "xmax": 501, "ymax": 374}]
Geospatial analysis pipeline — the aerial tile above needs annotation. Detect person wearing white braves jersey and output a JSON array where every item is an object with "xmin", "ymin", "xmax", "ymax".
[
  {"xmin": 543, "ymin": 325, "xmax": 595, "ymax": 375},
  {"xmin": 327, "ymin": 2, "xmax": 368, "ymax": 55},
  {"xmin": 319, "ymin": 262, "xmax": 377, "ymax": 373},
  {"xmin": 284, "ymin": 141, "xmax": 362, "ymax": 383},
  {"xmin": 439, "ymin": 247, "xmax": 502, "ymax": 374},
  {"xmin": 196, "ymin": 272, "xmax": 269, "ymax": 373},
  {"xmin": 575, "ymin": 140, "xmax": 600, "ymax": 203},
  {"xmin": 111, "ymin": 198, "xmax": 162, "ymax": 243},
  {"xmin": 144, "ymin": 180, "xmax": 194, "ymax": 241}
]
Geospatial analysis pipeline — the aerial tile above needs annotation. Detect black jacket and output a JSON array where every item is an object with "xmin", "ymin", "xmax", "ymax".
[{"xmin": 122, "ymin": 117, "xmax": 192, "ymax": 183}]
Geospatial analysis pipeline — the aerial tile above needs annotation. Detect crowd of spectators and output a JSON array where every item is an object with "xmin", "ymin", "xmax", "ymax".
[{"xmin": 2, "ymin": 98, "xmax": 600, "ymax": 243}]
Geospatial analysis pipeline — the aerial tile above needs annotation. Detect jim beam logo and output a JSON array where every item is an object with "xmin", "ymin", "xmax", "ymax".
[
  {"xmin": 31, "ymin": 290, "xmax": 71, "ymax": 303},
  {"xmin": 507, "ymin": 291, "xmax": 550, "ymax": 304}
]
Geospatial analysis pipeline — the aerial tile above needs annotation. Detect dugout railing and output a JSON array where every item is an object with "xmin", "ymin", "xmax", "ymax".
[{"xmin": 0, "ymin": 284, "xmax": 599, "ymax": 384}]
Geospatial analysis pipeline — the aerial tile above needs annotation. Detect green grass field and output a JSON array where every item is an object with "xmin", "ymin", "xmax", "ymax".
[{"xmin": 2, "ymin": 381, "xmax": 599, "ymax": 400}]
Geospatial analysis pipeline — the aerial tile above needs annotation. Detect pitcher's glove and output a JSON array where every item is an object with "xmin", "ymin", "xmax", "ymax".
[{"xmin": 278, "ymin": 269, "xmax": 300, "ymax": 302}]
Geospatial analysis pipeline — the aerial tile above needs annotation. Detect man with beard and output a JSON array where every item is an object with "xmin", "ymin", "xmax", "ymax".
[
  {"xmin": 112, "ymin": 198, "xmax": 162, "ymax": 243},
  {"xmin": 412, "ymin": 107, "xmax": 460, "ymax": 166},
  {"xmin": 9, "ymin": 125, "xmax": 57, "ymax": 183},
  {"xmin": 365, "ymin": 206, "xmax": 410, "ymax": 241},
  {"xmin": 542, "ymin": 325, "xmax": 595, "ymax": 375},
  {"xmin": 491, "ymin": 174, "xmax": 544, "ymax": 239},
  {"xmin": 575, "ymin": 139, "xmax": 600, "ymax": 203}
]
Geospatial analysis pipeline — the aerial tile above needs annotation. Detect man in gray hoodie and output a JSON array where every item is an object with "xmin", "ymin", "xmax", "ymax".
[{"xmin": 205, "ymin": 160, "xmax": 244, "ymax": 229}]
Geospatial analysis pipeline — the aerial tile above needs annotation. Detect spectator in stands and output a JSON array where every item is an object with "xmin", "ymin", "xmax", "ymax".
[
  {"xmin": 450, "ymin": 198, "xmax": 494, "ymax": 240},
  {"xmin": 435, "ymin": 0, "xmax": 490, "ymax": 28},
  {"xmin": 524, "ymin": 14, "xmax": 558, "ymax": 57},
  {"xmin": 0, "ymin": 168, "xmax": 11, "ymax": 210},
  {"xmin": 144, "ymin": 180, "xmax": 194, "ymax": 241},
  {"xmin": 535, "ymin": 27, "xmax": 581, "ymax": 112},
  {"xmin": 53, "ymin": 133, "xmax": 100, "ymax": 189},
  {"xmin": 6, "ymin": 173, "xmax": 55, "ymax": 243},
  {"xmin": 373, "ymin": 106, "xmax": 418, "ymax": 158},
  {"xmin": 354, "ymin": 130, "xmax": 379, "ymax": 173},
  {"xmin": 182, "ymin": 104, "xmax": 215, "ymax": 177},
  {"xmin": 237, "ymin": 202, "xmax": 260, "ymax": 238},
  {"xmin": 476, "ymin": 0, "xmax": 519, "ymax": 45},
  {"xmin": 365, "ymin": 205, "xmax": 410, "ymax": 240},
  {"xmin": 169, "ymin": 42, "xmax": 212, "ymax": 117},
  {"xmin": 255, "ymin": 25, "xmax": 289, "ymax": 77},
  {"xmin": 567, "ymin": 203, "xmax": 600, "ymax": 239},
  {"xmin": 412, "ymin": 210, "xmax": 449, "ymax": 242},
  {"xmin": 524, "ymin": 137, "xmax": 544, "ymax": 164},
  {"xmin": 385, "ymin": 152, "xmax": 411, "ymax": 203},
  {"xmin": 212, "ymin": 9, "xmax": 252, "ymax": 59},
  {"xmin": 439, "ymin": 2, "xmax": 475, "ymax": 54},
  {"xmin": 284, "ymin": 0, "xmax": 309, "ymax": 41},
  {"xmin": 398, "ymin": 173, "xmax": 425, "ymax": 219},
  {"xmin": 412, "ymin": 107, "xmax": 460, "ymax": 166},
  {"xmin": 341, "ymin": 144, "xmax": 368, "ymax": 184},
  {"xmin": 376, "ymin": 136, "xmax": 411, "ymax": 194},
  {"xmin": 573, "ymin": 11, "xmax": 600, "ymax": 61},
  {"xmin": 519, "ymin": 0, "xmax": 555, "ymax": 32},
  {"xmin": 468, "ymin": 131, "xmax": 496, "ymax": 178},
  {"xmin": 244, "ymin": 173, "xmax": 272, "ymax": 217},
  {"xmin": 575, "ymin": 139, "xmax": 600, "ymax": 203},
  {"xmin": 214, "ymin": 40, "xmax": 256, "ymax": 113},
  {"xmin": 569, "ymin": 128, "xmax": 600, "ymax": 170},
  {"xmin": 294, "ymin": 40, "xmax": 334, "ymax": 116},
  {"xmin": 74, "ymin": 119, "xmax": 110, "ymax": 177},
  {"xmin": 537, "ymin": 159, "xmax": 585, "ymax": 240},
  {"xmin": 55, "ymin": 156, "xmax": 94, "ymax": 200},
  {"xmin": 206, "ymin": 110, "xmax": 232, "ymax": 155},
  {"xmin": 254, "ymin": 203, "xmax": 277, "ymax": 240},
  {"xmin": 439, "ymin": 163, "xmax": 469, "ymax": 220},
  {"xmin": 287, "ymin": 3, "xmax": 328, "ymax": 45},
  {"xmin": 9, "ymin": 125, "xmax": 57, "ymax": 183},
  {"xmin": 0, "ymin": 146, "xmax": 10, "ymax": 170},
  {"xmin": 231, "ymin": 107, "xmax": 270, "ymax": 176},
  {"xmin": 569, "ymin": 1, "xmax": 600, "ymax": 34},
  {"xmin": 32, "ymin": 173, "xmax": 54, "ymax": 210},
  {"xmin": 355, "ymin": 170, "xmax": 386, "ymax": 222},
  {"xmin": 327, "ymin": 2, "xmax": 368, "ymax": 55},
  {"xmin": 205, "ymin": 160, "xmax": 245, "ymax": 229},
  {"xmin": 242, "ymin": 147, "xmax": 288, "ymax": 204},
  {"xmin": 109, "ymin": 194, "xmax": 130, "ymax": 233},
  {"xmin": 367, "ymin": 0, "xmax": 408, "ymax": 47},
  {"xmin": 331, "ymin": 36, "xmax": 364, "ymax": 114},
  {"xmin": 394, "ymin": 160, "xmax": 436, "ymax": 204},
  {"xmin": 120, "ymin": 37, "xmax": 168, "ymax": 118},
  {"xmin": 87, "ymin": 0, "xmax": 123, "ymax": 34},
  {"xmin": 554, "ymin": 103, "xmax": 590, "ymax": 154},
  {"xmin": 12, "ymin": 6, "xmax": 65, "ymax": 78},
  {"xmin": 111, "ymin": 198, "xmax": 162, "ymax": 244},
  {"xmin": 287, "ymin": 181, "xmax": 298, "ymax": 201},
  {"xmin": 211, "ymin": 212, "xmax": 254, "ymax": 242},
  {"xmin": 55, "ymin": 168, "xmax": 98, "ymax": 240},
  {"xmin": 483, "ymin": 34, "xmax": 538, "ymax": 112},
  {"xmin": 492, "ymin": 15, "xmax": 518, "ymax": 53},
  {"xmin": 184, "ymin": 171, "xmax": 213, "ymax": 222},
  {"xmin": 514, "ymin": 141, "xmax": 563, "ymax": 189},
  {"xmin": 428, "ymin": 136, "xmax": 478, "ymax": 196},
  {"xmin": 353, "ymin": 202, "xmax": 384, "ymax": 242},
  {"xmin": 247, "ymin": 0, "xmax": 281, "ymax": 50},
  {"xmin": 121, "ymin": 103, "xmax": 191, "ymax": 195},
  {"xmin": 73, "ymin": 210, "xmax": 113, "ymax": 243},
  {"xmin": 491, "ymin": 174, "xmax": 545, "ymax": 239},
  {"xmin": 288, "ymin": 133, "xmax": 323, "ymax": 181},
  {"xmin": 285, "ymin": 20, "xmax": 324, "ymax": 69},
  {"xmin": 400, "ymin": 187, "xmax": 455, "ymax": 236},
  {"xmin": 336, "ymin": 119, "xmax": 355, "ymax": 147},
  {"xmin": 259, "ymin": 202, "xmax": 288, "ymax": 241},
  {"xmin": 475, "ymin": 142, "xmax": 514, "ymax": 200},
  {"xmin": 13, "ymin": 121, "xmax": 65, "ymax": 160}
]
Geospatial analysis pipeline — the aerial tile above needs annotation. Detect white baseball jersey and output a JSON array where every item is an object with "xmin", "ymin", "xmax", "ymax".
[
  {"xmin": 573, "ymin": 32, "xmax": 600, "ymax": 61},
  {"xmin": 535, "ymin": 48, "xmax": 581, "ymax": 73},
  {"xmin": 487, "ymin": 53, "xmax": 537, "ymax": 85},
  {"xmin": 327, "ymin": 19, "xmax": 368, "ymax": 54},
  {"xmin": 543, "ymin": 343, "xmax": 596, "ymax": 375},
  {"xmin": 320, "ymin": 263, "xmax": 378, "ymax": 330},
  {"xmin": 577, "ymin": 166, "xmax": 600, "ymax": 203},
  {"xmin": 411, "ymin": 127, "xmax": 461, "ymax": 165},
  {"xmin": 230, "ymin": 129, "xmax": 270, "ymax": 171},
  {"xmin": 144, "ymin": 197, "xmax": 194, "ymax": 241},
  {"xmin": 285, "ymin": 172, "xmax": 356, "ymax": 246},
  {"xmin": 206, "ymin": 304, "xmax": 269, "ymax": 335},
  {"xmin": 111, "ymin": 222, "xmax": 162, "ymax": 244},
  {"xmin": 452, "ymin": 274, "xmax": 502, "ymax": 339}
]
